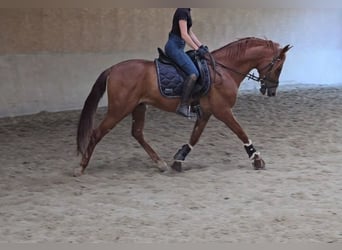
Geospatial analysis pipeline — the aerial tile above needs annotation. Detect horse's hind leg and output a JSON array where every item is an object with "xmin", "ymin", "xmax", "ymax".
[
  {"xmin": 74, "ymin": 114, "xmax": 122, "ymax": 177},
  {"xmin": 131, "ymin": 104, "xmax": 169, "ymax": 172}
]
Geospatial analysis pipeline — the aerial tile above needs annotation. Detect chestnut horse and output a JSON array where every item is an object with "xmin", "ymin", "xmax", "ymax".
[{"xmin": 76, "ymin": 37, "xmax": 291, "ymax": 176}]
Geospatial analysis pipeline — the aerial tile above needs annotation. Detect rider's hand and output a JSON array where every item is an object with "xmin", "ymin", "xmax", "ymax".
[{"xmin": 196, "ymin": 45, "xmax": 209, "ymax": 58}]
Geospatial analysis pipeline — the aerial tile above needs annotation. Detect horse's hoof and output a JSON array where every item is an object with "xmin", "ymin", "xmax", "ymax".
[
  {"xmin": 252, "ymin": 156, "xmax": 266, "ymax": 170},
  {"xmin": 156, "ymin": 160, "xmax": 169, "ymax": 172},
  {"xmin": 171, "ymin": 161, "xmax": 182, "ymax": 172},
  {"xmin": 73, "ymin": 167, "xmax": 84, "ymax": 177}
]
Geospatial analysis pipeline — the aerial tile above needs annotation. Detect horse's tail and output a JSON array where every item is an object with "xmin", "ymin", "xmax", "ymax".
[{"xmin": 77, "ymin": 68, "xmax": 110, "ymax": 156}]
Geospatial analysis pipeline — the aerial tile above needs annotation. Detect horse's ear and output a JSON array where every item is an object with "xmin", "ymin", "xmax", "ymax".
[
  {"xmin": 282, "ymin": 44, "xmax": 292, "ymax": 53},
  {"xmin": 280, "ymin": 44, "xmax": 292, "ymax": 58}
]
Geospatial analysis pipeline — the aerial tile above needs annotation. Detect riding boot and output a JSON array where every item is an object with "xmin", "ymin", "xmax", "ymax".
[{"xmin": 176, "ymin": 74, "xmax": 197, "ymax": 118}]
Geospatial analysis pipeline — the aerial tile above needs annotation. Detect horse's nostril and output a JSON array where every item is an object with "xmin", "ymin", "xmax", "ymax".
[{"xmin": 268, "ymin": 91, "xmax": 276, "ymax": 97}]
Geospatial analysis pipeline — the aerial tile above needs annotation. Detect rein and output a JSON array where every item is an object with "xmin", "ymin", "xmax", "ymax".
[
  {"xmin": 204, "ymin": 52, "xmax": 281, "ymax": 88},
  {"xmin": 214, "ymin": 60, "xmax": 261, "ymax": 82}
]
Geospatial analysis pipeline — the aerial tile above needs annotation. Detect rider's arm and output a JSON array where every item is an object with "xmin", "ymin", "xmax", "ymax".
[
  {"xmin": 189, "ymin": 29, "xmax": 202, "ymax": 48},
  {"xmin": 179, "ymin": 20, "xmax": 200, "ymax": 50}
]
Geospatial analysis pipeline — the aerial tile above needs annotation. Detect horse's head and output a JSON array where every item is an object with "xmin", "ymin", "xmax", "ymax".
[{"xmin": 257, "ymin": 44, "xmax": 292, "ymax": 97}]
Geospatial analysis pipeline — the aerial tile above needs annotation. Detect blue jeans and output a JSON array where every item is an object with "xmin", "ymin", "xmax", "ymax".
[{"xmin": 164, "ymin": 33, "xmax": 199, "ymax": 78}]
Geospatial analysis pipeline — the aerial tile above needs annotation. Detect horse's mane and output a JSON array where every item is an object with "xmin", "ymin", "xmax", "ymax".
[{"xmin": 213, "ymin": 37, "xmax": 279, "ymax": 58}]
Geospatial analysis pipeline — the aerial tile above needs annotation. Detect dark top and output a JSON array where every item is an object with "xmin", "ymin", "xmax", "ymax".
[{"xmin": 170, "ymin": 8, "xmax": 192, "ymax": 38}]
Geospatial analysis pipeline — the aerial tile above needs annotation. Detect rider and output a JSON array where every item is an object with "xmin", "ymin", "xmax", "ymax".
[{"xmin": 164, "ymin": 8, "xmax": 208, "ymax": 118}]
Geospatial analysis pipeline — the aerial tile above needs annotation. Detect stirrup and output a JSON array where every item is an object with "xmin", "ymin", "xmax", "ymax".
[
  {"xmin": 192, "ymin": 104, "xmax": 203, "ymax": 119},
  {"xmin": 176, "ymin": 105, "xmax": 197, "ymax": 119}
]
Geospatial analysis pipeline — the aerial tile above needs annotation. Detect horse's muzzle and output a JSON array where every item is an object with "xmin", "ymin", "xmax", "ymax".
[
  {"xmin": 267, "ymin": 87, "xmax": 277, "ymax": 97},
  {"xmin": 260, "ymin": 86, "xmax": 267, "ymax": 95},
  {"xmin": 260, "ymin": 86, "xmax": 276, "ymax": 97}
]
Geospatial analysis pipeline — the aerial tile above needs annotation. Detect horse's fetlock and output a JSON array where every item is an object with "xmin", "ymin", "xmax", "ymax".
[
  {"xmin": 244, "ymin": 140, "xmax": 259, "ymax": 159},
  {"xmin": 174, "ymin": 144, "xmax": 192, "ymax": 161}
]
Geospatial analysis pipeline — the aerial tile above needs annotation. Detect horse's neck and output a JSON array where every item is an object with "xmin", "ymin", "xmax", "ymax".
[{"xmin": 214, "ymin": 46, "xmax": 271, "ymax": 81}]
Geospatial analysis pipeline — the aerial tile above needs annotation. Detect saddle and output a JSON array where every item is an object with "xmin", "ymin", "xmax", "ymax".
[{"xmin": 155, "ymin": 48, "xmax": 211, "ymax": 99}]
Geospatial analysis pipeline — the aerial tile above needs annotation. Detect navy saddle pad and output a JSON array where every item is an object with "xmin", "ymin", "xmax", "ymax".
[{"xmin": 155, "ymin": 49, "xmax": 211, "ymax": 99}]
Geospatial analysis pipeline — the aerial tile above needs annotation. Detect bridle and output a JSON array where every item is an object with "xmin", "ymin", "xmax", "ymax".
[
  {"xmin": 258, "ymin": 55, "xmax": 282, "ymax": 94},
  {"xmin": 206, "ymin": 52, "xmax": 282, "ymax": 94}
]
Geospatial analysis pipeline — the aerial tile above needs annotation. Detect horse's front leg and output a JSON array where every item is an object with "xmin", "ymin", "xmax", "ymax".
[
  {"xmin": 171, "ymin": 112, "xmax": 211, "ymax": 172},
  {"xmin": 213, "ymin": 108, "xmax": 265, "ymax": 170}
]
